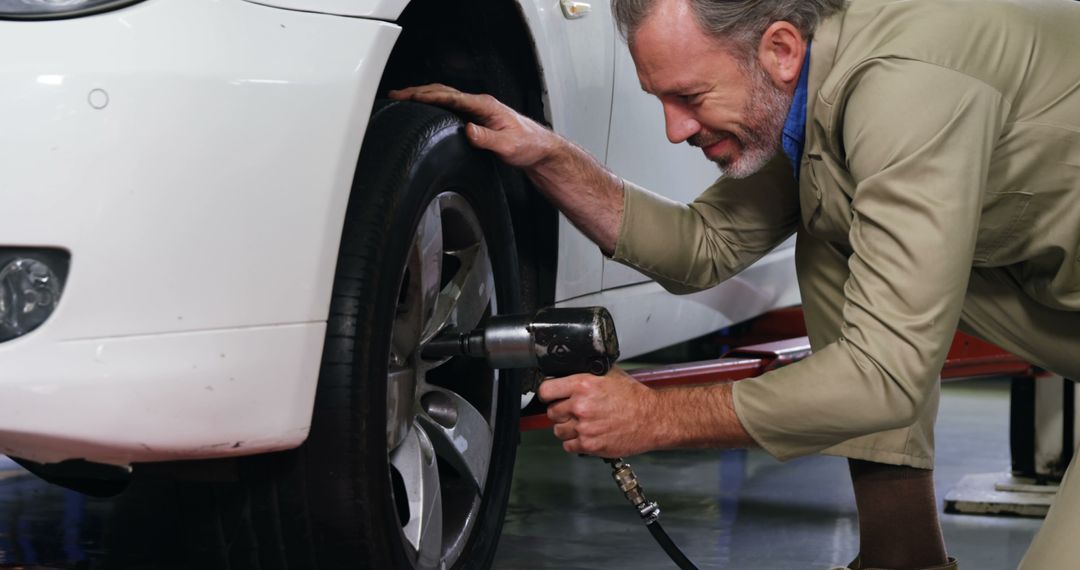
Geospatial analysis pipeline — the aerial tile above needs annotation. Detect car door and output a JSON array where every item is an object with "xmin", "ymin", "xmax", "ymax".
[{"xmin": 515, "ymin": 0, "xmax": 616, "ymax": 302}]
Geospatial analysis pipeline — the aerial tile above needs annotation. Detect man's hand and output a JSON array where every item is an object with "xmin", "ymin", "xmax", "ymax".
[
  {"xmin": 389, "ymin": 84, "xmax": 558, "ymax": 169},
  {"xmin": 540, "ymin": 367, "xmax": 661, "ymax": 457},
  {"xmin": 389, "ymin": 84, "xmax": 625, "ymax": 255},
  {"xmin": 539, "ymin": 366, "xmax": 758, "ymax": 457}
]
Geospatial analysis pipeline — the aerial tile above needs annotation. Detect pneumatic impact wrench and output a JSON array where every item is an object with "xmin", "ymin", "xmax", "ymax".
[{"xmin": 423, "ymin": 307, "xmax": 699, "ymax": 570}]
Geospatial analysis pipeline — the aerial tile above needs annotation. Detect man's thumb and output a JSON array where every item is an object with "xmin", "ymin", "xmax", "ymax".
[{"xmin": 465, "ymin": 122, "xmax": 495, "ymax": 149}]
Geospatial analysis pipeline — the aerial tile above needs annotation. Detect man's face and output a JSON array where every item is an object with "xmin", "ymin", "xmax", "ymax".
[{"xmin": 630, "ymin": 0, "xmax": 793, "ymax": 179}]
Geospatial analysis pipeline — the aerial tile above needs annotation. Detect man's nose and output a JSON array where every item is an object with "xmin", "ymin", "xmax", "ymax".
[{"xmin": 662, "ymin": 101, "xmax": 700, "ymax": 144}]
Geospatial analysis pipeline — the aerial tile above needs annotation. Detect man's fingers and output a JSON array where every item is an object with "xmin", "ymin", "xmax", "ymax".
[
  {"xmin": 464, "ymin": 123, "xmax": 498, "ymax": 150},
  {"xmin": 389, "ymin": 85, "xmax": 459, "ymax": 105},
  {"xmin": 552, "ymin": 421, "xmax": 577, "ymax": 441},
  {"xmin": 546, "ymin": 399, "xmax": 574, "ymax": 423},
  {"xmin": 538, "ymin": 376, "xmax": 575, "ymax": 403},
  {"xmin": 387, "ymin": 83, "xmax": 453, "ymax": 100},
  {"xmin": 389, "ymin": 84, "xmax": 557, "ymax": 170},
  {"xmin": 388, "ymin": 84, "xmax": 502, "ymax": 121},
  {"xmin": 390, "ymin": 86, "xmax": 463, "ymax": 109}
]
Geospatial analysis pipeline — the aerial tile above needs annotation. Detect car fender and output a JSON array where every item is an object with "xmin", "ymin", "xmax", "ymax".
[{"xmin": 241, "ymin": 0, "xmax": 410, "ymax": 20}]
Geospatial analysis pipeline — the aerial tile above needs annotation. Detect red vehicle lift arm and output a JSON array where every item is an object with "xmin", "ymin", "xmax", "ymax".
[{"xmin": 520, "ymin": 309, "xmax": 1034, "ymax": 432}]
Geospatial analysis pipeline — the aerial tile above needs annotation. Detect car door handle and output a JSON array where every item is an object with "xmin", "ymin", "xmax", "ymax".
[{"xmin": 560, "ymin": 0, "xmax": 591, "ymax": 19}]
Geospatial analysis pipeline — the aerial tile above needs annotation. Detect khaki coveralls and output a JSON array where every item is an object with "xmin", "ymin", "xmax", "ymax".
[{"xmin": 611, "ymin": 0, "xmax": 1080, "ymax": 566}]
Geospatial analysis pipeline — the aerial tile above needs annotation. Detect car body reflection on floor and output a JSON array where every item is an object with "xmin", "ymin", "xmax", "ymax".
[{"xmin": 0, "ymin": 456, "xmax": 193, "ymax": 570}]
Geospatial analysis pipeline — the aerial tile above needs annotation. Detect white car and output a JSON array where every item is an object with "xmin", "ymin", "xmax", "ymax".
[{"xmin": 0, "ymin": 0, "xmax": 798, "ymax": 568}]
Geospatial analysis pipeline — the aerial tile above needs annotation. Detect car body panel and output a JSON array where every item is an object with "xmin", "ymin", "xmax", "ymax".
[
  {"xmin": 510, "ymin": 0, "xmax": 615, "ymax": 301},
  {"xmin": 0, "ymin": 323, "xmax": 323, "ymax": 466},
  {"xmin": 560, "ymin": 246, "xmax": 799, "ymax": 358},
  {"xmin": 241, "ymin": 0, "xmax": 409, "ymax": 20},
  {"xmin": 0, "ymin": 0, "xmax": 397, "ymax": 463},
  {"xmin": 0, "ymin": 0, "xmax": 397, "ymax": 337}
]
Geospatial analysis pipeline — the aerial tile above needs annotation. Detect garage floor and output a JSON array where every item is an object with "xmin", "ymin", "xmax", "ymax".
[
  {"xmin": 0, "ymin": 377, "xmax": 1043, "ymax": 569},
  {"xmin": 494, "ymin": 376, "xmax": 1042, "ymax": 569}
]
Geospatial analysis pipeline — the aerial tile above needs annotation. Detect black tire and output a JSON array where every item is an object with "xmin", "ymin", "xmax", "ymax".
[
  {"xmin": 302, "ymin": 101, "xmax": 524, "ymax": 569},
  {"xmin": 132, "ymin": 102, "xmax": 525, "ymax": 570}
]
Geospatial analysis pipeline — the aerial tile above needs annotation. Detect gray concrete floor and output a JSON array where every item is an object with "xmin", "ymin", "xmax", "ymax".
[
  {"xmin": 493, "ymin": 377, "xmax": 1043, "ymax": 569},
  {"xmin": 0, "ymin": 377, "xmax": 1044, "ymax": 569}
]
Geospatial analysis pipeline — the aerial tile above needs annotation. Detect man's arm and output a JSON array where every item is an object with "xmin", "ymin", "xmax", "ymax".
[
  {"xmin": 391, "ymin": 84, "xmax": 800, "ymax": 292},
  {"xmin": 612, "ymin": 155, "xmax": 799, "ymax": 293},
  {"xmin": 390, "ymin": 85, "xmax": 624, "ymax": 255}
]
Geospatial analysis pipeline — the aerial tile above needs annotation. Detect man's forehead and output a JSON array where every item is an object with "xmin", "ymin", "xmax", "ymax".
[
  {"xmin": 631, "ymin": 3, "xmax": 703, "ymax": 72},
  {"xmin": 631, "ymin": 5, "xmax": 741, "ymax": 96},
  {"xmin": 631, "ymin": 0, "xmax": 698, "ymax": 45}
]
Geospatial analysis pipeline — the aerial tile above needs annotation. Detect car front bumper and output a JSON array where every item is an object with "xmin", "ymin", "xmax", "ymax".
[{"xmin": 0, "ymin": 0, "xmax": 399, "ymax": 465}]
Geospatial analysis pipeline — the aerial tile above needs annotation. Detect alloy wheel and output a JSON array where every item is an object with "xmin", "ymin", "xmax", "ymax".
[{"xmin": 386, "ymin": 191, "xmax": 499, "ymax": 569}]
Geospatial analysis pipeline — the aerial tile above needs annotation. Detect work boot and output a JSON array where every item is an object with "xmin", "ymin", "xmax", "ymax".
[{"xmin": 829, "ymin": 556, "xmax": 959, "ymax": 569}]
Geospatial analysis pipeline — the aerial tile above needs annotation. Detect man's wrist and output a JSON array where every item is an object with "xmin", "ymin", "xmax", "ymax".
[{"xmin": 528, "ymin": 129, "xmax": 573, "ymax": 173}]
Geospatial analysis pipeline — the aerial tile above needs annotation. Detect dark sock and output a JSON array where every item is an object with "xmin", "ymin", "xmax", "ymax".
[{"xmin": 849, "ymin": 459, "xmax": 949, "ymax": 569}]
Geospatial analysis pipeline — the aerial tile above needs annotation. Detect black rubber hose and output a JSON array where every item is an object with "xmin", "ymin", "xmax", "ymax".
[{"xmin": 646, "ymin": 520, "xmax": 699, "ymax": 570}]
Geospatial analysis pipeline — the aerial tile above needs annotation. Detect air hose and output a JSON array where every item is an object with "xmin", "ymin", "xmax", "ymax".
[{"xmin": 605, "ymin": 458, "xmax": 700, "ymax": 570}]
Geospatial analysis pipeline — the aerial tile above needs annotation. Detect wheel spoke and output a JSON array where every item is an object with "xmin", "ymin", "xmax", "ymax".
[
  {"xmin": 391, "ymin": 309, "xmax": 421, "ymax": 367},
  {"xmin": 390, "ymin": 422, "xmax": 444, "ymax": 567},
  {"xmin": 386, "ymin": 365, "xmax": 416, "ymax": 451},
  {"xmin": 415, "ymin": 199, "xmax": 444, "ymax": 329},
  {"xmin": 393, "ymin": 200, "xmax": 441, "ymax": 362},
  {"xmin": 450, "ymin": 242, "xmax": 495, "ymax": 332},
  {"xmin": 422, "ymin": 241, "xmax": 494, "ymax": 341},
  {"xmin": 418, "ymin": 387, "xmax": 493, "ymax": 493}
]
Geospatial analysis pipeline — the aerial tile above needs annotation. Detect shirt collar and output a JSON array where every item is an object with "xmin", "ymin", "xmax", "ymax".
[{"xmin": 781, "ymin": 43, "xmax": 812, "ymax": 181}]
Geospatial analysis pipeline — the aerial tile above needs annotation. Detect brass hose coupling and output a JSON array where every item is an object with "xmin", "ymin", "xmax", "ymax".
[{"xmin": 605, "ymin": 458, "xmax": 660, "ymax": 525}]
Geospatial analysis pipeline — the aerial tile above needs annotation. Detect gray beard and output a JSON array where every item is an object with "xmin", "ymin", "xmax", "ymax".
[{"xmin": 715, "ymin": 62, "xmax": 793, "ymax": 179}]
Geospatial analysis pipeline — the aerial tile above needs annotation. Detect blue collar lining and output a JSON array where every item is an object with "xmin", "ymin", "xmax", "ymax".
[{"xmin": 781, "ymin": 44, "xmax": 812, "ymax": 181}]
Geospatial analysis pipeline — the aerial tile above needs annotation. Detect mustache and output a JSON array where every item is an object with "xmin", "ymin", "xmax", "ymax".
[{"xmin": 689, "ymin": 131, "xmax": 736, "ymax": 149}]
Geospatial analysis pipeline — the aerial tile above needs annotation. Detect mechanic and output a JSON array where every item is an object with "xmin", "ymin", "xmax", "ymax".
[{"xmin": 390, "ymin": 0, "xmax": 1080, "ymax": 568}]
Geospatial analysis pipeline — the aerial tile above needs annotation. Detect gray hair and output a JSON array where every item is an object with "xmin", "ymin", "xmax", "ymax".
[{"xmin": 612, "ymin": 0, "xmax": 846, "ymax": 55}]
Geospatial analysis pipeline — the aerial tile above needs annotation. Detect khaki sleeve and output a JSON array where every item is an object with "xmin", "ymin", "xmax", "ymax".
[
  {"xmin": 734, "ymin": 59, "xmax": 1009, "ymax": 460},
  {"xmin": 611, "ymin": 154, "xmax": 799, "ymax": 295}
]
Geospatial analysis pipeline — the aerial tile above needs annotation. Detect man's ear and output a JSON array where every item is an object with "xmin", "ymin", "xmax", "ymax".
[{"xmin": 758, "ymin": 21, "xmax": 807, "ymax": 90}]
